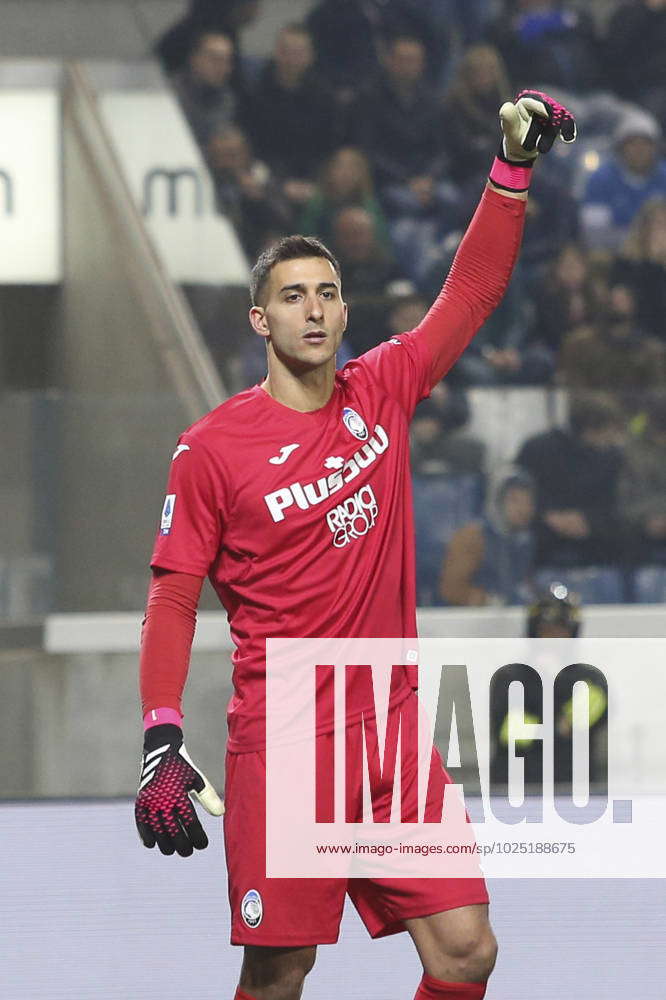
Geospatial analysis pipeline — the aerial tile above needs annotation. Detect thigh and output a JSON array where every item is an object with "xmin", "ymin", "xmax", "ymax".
[
  {"xmin": 224, "ymin": 749, "xmax": 347, "ymax": 946},
  {"xmin": 348, "ymin": 870, "xmax": 489, "ymax": 940}
]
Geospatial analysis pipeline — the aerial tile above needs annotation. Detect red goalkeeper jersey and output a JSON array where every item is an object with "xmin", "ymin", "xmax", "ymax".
[{"xmin": 148, "ymin": 188, "xmax": 526, "ymax": 752}]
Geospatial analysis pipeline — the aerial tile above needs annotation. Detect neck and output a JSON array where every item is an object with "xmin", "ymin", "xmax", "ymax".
[{"xmin": 261, "ymin": 358, "xmax": 336, "ymax": 412}]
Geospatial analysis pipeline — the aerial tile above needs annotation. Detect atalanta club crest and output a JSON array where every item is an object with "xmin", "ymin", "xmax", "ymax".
[
  {"xmin": 342, "ymin": 407, "xmax": 368, "ymax": 441},
  {"xmin": 241, "ymin": 889, "xmax": 263, "ymax": 928}
]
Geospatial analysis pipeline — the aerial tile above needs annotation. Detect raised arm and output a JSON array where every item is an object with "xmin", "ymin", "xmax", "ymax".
[{"xmin": 415, "ymin": 90, "xmax": 576, "ymax": 390}]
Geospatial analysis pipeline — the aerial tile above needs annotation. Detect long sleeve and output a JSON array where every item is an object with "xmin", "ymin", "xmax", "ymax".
[
  {"xmin": 139, "ymin": 568, "xmax": 204, "ymax": 718},
  {"xmin": 414, "ymin": 185, "xmax": 527, "ymax": 390}
]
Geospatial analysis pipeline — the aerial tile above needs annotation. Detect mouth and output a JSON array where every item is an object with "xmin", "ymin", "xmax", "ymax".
[{"xmin": 302, "ymin": 330, "xmax": 327, "ymax": 344}]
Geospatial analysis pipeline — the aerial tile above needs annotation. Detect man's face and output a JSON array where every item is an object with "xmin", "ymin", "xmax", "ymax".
[
  {"xmin": 190, "ymin": 34, "xmax": 234, "ymax": 88},
  {"xmin": 250, "ymin": 257, "xmax": 347, "ymax": 371},
  {"xmin": 333, "ymin": 208, "xmax": 375, "ymax": 261},
  {"xmin": 208, "ymin": 129, "xmax": 248, "ymax": 172},
  {"xmin": 275, "ymin": 30, "xmax": 314, "ymax": 78},
  {"xmin": 385, "ymin": 39, "xmax": 425, "ymax": 88}
]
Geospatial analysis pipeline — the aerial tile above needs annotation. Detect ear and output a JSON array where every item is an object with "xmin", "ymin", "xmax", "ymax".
[
  {"xmin": 342, "ymin": 300, "xmax": 348, "ymax": 332},
  {"xmin": 249, "ymin": 305, "xmax": 269, "ymax": 339}
]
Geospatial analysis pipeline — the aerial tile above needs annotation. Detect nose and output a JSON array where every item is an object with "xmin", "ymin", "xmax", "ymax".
[{"xmin": 305, "ymin": 294, "xmax": 324, "ymax": 321}]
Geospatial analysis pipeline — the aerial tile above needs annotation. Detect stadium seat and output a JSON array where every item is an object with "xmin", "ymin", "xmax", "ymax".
[
  {"xmin": 534, "ymin": 566, "xmax": 625, "ymax": 605},
  {"xmin": 413, "ymin": 472, "xmax": 484, "ymax": 605},
  {"xmin": 467, "ymin": 387, "xmax": 567, "ymax": 470}
]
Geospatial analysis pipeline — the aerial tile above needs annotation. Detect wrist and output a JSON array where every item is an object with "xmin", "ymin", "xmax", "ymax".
[
  {"xmin": 142, "ymin": 721, "xmax": 183, "ymax": 752},
  {"xmin": 488, "ymin": 152, "xmax": 534, "ymax": 193},
  {"xmin": 143, "ymin": 706, "xmax": 184, "ymax": 730}
]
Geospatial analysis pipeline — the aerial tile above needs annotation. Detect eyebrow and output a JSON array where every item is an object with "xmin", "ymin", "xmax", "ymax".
[{"xmin": 278, "ymin": 282, "xmax": 339, "ymax": 295}]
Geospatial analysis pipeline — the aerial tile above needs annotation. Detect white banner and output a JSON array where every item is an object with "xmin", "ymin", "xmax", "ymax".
[
  {"xmin": 100, "ymin": 92, "xmax": 249, "ymax": 286},
  {"xmin": 0, "ymin": 90, "xmax": 60, "ymax": 282}
]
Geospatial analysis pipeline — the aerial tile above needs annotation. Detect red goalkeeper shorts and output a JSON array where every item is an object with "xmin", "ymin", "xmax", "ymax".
[{"xmin": 223, "ymin": 694, "xmax": 488, "ymax": 946}]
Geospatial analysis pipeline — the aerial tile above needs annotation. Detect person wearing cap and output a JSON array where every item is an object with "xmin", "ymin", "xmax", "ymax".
[{"xmin": 581, "ymin": 109, "xmax": 666, "ymax": 250}]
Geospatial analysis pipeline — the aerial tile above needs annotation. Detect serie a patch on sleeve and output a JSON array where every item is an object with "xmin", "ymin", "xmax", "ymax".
[{"xmin": 160, "ymin": 494, "xmax": 176, "ymax": 535}]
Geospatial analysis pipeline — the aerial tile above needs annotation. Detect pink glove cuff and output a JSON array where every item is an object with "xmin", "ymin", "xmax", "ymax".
[
  {"xmin": 143, "ymin": 707, "xmax": 184, "ymax": 730},
  {"xmin": 489, "ymin": 156, "xmax": 533, "ymax": 193}
]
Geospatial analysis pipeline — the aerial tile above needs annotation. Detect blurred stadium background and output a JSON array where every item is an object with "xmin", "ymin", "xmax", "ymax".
[{"xmin": 1, "ymin": 1, "xmax": 665, "ymax": 997}]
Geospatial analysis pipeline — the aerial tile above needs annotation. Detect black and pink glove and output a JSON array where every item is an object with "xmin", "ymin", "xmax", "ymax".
[
  {"xmin": 135, "ymin": 722, "xmax": 224, "ymax": 857},
  {"xmin": 489, "ymin": 90, "xmax": 577, "ymax": 193}
]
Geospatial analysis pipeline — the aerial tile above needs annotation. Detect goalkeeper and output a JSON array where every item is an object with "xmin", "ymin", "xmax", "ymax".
[{"xmin": 135, "ymin": 91, "xmax": 576, "ymax": 1000}]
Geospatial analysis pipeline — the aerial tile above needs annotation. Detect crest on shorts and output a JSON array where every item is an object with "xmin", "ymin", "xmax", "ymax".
[
  {"xmin": 342, "ymin": 407, "xmax": 368, "ymax": 441},
  {"xmin": 241, "ymin": 889, "xmax": 263, "ymax": 928}
]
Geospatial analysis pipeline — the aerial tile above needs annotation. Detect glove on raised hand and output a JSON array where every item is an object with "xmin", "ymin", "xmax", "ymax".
[
  {"xmin": 490, "ymin": 89, "xmax": 577, "ymax": 192},
  {"xmin": 135, "ymin": 723, "xmax": 224, "ymax": 858}
]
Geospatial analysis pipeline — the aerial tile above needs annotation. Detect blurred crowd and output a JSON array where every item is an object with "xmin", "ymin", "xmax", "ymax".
[{"xmin": 157, "ymin": 0, "xmax": 666, "ymax": 606}]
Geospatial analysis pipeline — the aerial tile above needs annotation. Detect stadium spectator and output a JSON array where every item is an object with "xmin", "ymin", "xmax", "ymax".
[
  {"xmin": 440, "ymin": 468, "xmax": 536, "ymax": 606},
  {"xmin": 441, "ymin": 45, "xmax": 512, "ymax": 197},
  {"xmin": 156, "ymin": 0, "xmax": 262, "ymax": 79},
  {"xmin": 207, "ymin": 125, "xmax": 292, "ymax": 257},
  {"xmin": 386, "ymin": 293, "xmax": 430, "ymax": 346},
  {"xmin": 171, "ymin": 30, "xmax": 240, "ymax": 147},
  {"xmin": 530, "ymin": 243, "xmax": 606, "ymax": 358},
  {"xmin": 515, "ymin": 392, "xmax": 626, "ymax": 569},
  {"xmin": 243, "ymin": 24, "xmax": 339, "ymax": 207},
  {"xmin": 298, "ymin": 147, "xmax": 391, "ymax": 252},
  {"xmin": 618, "ymin": 392, "xmax": 666, "ymax": 565},
  {"xmin": 330, "ymin": 206, "xmax": 403, "ymax": 354},
  {"xmin": 410, "ymin": 397, "xmax": 450, "ymax": 477},
  {"xmin": 305, "ymin": 0, "xmax": 448, "ymax": 100},
  {"xmin": 410, "ymin": 379, "xmax": 485, "ymax": 477},
  {"xmin": 604, "ymin": 0, "xmax": 666, "ymax": 132},
  {"xmin": 349, "ymin": 34, "xmax": 450, "ymax": 209},
  {"xmin": 387, "ymin": 294, "xmax": 485, "ymax": 476},
  {"xmin": 485, "ymin": 0, "xmax": 602, "ymax": 93},
  {"xmin": 448, "ymin": 263, "xmax": 554, "ymax": 385},
  {"xmin": 581, "ymin": 110, "xmax": 666, "ymax": 251},
  {"xmin": 615, "ymin": 196, "xmax": 666, "ymax": 342},
  {"xmin": 413, "ymin": 0, "xmax": 489, "ymax": 48},
  {"xmin": 521, "ymin": 168, "xmax": 580, "ymax": 277},
  {"xmin": 558, "ymin": 280, "xmax": 666, "ymax": 407}
]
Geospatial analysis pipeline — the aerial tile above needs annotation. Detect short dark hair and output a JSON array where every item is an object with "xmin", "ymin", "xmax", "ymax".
[{"xmin": 250, "ymin": 235, "xmax": 341, "ymax": 306}]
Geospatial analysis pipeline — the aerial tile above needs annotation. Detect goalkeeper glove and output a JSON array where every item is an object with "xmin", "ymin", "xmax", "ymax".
[
  {"xmin": 135, "ymin": 723, "xmax": 224, "ymax": 858},
  {"xmin": 489, "ymin": 89, "xmax": 577, "ymax": 193}
]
